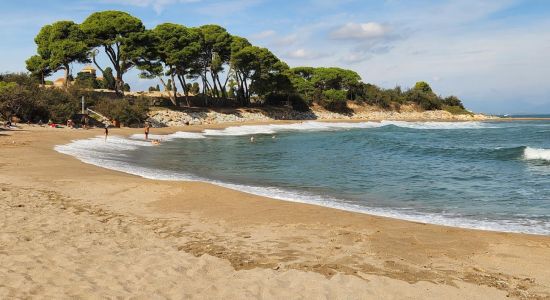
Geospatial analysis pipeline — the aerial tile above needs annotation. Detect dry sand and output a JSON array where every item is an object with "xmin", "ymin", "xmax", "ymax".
[{"xmin": 1, "ymin": 124, "xmax": 549, "ymax": 299}]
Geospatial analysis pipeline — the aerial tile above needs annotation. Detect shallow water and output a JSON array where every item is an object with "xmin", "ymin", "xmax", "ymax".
[{"xmin": 56, "ymin": 120, "xmax": 550, "ymax": 235}]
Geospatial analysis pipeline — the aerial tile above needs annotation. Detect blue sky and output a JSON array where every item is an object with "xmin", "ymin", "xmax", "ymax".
[{"xmin": 1, "ymin": 0, "xmax": 549, "ymax": 114}]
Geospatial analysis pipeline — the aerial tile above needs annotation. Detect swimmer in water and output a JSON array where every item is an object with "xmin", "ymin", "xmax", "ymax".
[{"xmin": 250, "ymin": 136, "xmax": 255, "ymax": 143}]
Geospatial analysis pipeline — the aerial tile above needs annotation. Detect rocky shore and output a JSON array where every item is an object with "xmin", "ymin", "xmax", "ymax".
[{"xmin": 147, "ymin": 105, "xmax": 496, "ymax": 127}]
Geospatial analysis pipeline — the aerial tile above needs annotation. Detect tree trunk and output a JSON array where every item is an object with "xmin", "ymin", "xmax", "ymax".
[
  {"xmin": 201, "ymin": 76, "xmax": 208, "ymax": 107},
  {"xmin": 170, "ymin": 73, "xmax": 178, "ymax": 106},
  {"xmin": 115, "ymin": 73, "xmax": 124, "ymax": 97},
  {"xmin": 215, "ymin": 73, "xmax": 227, "ymax": 99},
  {"xmin": 63, "ymin": 64, "xmax": 70, "ymax": 89},
  {"xmin": 91, "ymin": 51, "xmax": 106, "ymax": 75},
  {"xmin": 235, "ymin": 71, "xmax": 244, "ymax": 106},
  {"xmin": 159, "ymin": 77, "xmax": 177, "ymax": 106},
  {"xmin": 177, "ymin": 75, "xmax": 190, "ymax": 107},
  {"xmin": 210, "ymin": 72, "xmax": 220, "ymax": 99},
  {"xmin": 243, "ymin": 76, "xmax": 250, "ymax": 106}
]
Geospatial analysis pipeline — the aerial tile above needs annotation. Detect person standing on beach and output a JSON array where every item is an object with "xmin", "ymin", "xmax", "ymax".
[
  {"xmin": 104, "ymin": 123, "xmax": 109, "ymax": 141},
  {"xmin": 145, "ymin": 123, "xmax": 150, "ymax": 140}
]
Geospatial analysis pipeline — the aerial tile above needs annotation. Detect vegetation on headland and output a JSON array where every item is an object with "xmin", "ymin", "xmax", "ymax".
[
  {"xmin": 1, "ymin": 10, "xmax": 470, "ymax": 126},
  {"xmin": 0, "ymin": 73, "xmax": 149, "ymax": 126}
]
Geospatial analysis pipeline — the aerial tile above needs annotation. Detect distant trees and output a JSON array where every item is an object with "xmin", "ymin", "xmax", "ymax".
[
  {"xmin": 23, "ymin": 10, "xmax": 468, "ymax": 114},
  {"xmin": 287, "ymin": 67, "xmax": 361, "ymax": 111},
  {"xmin": 231, "ymin": 45, "xmax": 290, "ymax": 105},
  {"xmin": 346, "ymin": 81, "xmax": 466, "ymax": 113}
]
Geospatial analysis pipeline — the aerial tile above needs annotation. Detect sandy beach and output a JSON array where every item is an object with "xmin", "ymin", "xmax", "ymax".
[{"xmin": 1, "ymin": 124, "xmax": 550, "ymax": 299}]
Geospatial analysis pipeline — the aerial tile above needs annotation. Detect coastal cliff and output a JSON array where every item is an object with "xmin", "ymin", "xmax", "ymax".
[{"xmin": 147, "ymin": 104, "xmax": 495, "ymax": 127}]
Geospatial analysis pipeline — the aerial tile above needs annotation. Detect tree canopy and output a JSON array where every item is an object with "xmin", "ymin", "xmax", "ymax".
[
  {"xmin": 81, "ymin": 10, "xmax": 145, "ymax": 95},
  {"xmin": 32, "ymin": 21, "xmax": 90, "ymax": 87},
  {"xmin": 25, "ymin": 55, "xmax": 52, "ymax": 84},
  {"xmin": 25, "ymin": 10, "xmax": 467, "ymax": 114}
]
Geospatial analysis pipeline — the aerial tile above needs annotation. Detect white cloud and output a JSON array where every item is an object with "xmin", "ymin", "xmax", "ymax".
[
  {"xmin": 273, "ymin": 34, "xmax": 299, "ymax": 46},
  {"xmin": 285, "ymin": 48, "xmax": 328, "ymax": 60},
  {"xmin": 341, "ymin": 52, "xmax": 368, "ymax": 64},
  {"xmin": 194, "ymin": 0, "xmax": 262, "ymax": 16},
  {"xmin": 330, "ymin": 22, "xmax": 389, "ymax": 40},
  {"xmin": 250, "ymin": 30, "xmax": 276, "ymax": 39},
  {"xmin": 287, "ymin": 49, "xmax": 308, "ymax": 58},
  {"xmin": 99, "ymin": 0, "xmax": 201, "ymax": 14}
]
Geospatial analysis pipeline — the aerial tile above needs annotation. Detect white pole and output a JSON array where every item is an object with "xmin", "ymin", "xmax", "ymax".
[{"xmin": 81, "ymin": 96, "xmax": 85, "ymax": 114}]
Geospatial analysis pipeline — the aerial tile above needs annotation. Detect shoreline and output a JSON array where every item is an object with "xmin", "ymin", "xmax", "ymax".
[
  {"xmin": 2, "ymin": 123, "xmax": 550, "ymax": 298},
  {"xmin": 54, "ymin": 120, "xmax": 548, "ymax": 236}
]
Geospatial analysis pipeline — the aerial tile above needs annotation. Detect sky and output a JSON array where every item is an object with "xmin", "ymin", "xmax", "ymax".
[{"xmin": 1, "ymin": 0, "xmax": 549, "ymax": 114}]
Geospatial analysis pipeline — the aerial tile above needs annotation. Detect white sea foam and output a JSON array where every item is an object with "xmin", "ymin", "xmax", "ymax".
[
  {"xmin": 202, "ymin": 121, "xmax": 384, "ymax": 136},
  {"xmin": 55, "ymin": 135, "xmax": 199, "ymax": 181},
  {"xmin": 129, "ymin": 131, "xmax": 206, "ymax": 141},
  {"xmin": 56, "ymin": 136, "xmax": 152, "ymax": 153},
  {"xmin": 210, "ymin": 181, "xmax": 550, "ymax": 235},
  {"xmin": 201, "ymin": 120, "xmax": 495, "ymax": 136},
  {"xmin": 120, "ymin": 121, "xmax": 497, "ymax": 141},
  {"xmin": 524, "ymin": 147, "xmax": 550, "ymax": 161},
  {"xmin": 380, "ymin": 121, "xmax": 490, "ymax": 130}
]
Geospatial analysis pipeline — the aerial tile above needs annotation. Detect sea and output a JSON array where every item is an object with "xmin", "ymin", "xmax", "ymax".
[{"xmin": 55, "ymin": 118, "xmax": 550, "ymax": 235}]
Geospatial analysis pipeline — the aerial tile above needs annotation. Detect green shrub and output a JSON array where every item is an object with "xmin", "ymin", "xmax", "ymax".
[
  {"xmin": 321, "ymin": 89, "xmax": 348, "ymax": 111},
  {"xmin": 443, "ymin": 96, "xmax": 464, "ymax": 109},
  {"xmin": 75, "ymin": 72, "xmax": 99, "ymax": 89},
  {"xmin": 444, "ymin": 105, "xmax": 471, "ymax": 115},
  {"xmin": 353, "ymin": 83, "xmax": 394, "ymax": 109},
  {"xmin": 0, "ymin": 81, "xmax": 17, "ymax": 91},
  {"xmin": 40, "ymin": 88, "xmax": 80, "ymax": 122},
  {"xmin": 0, "ymin": 73, "xmax": 38, "ymax": 87},
  {"xmin": 403, "ymin": 90, "xmax": 442, "ymax": 110},
  {"xmin": 0, "ymin": 73, "xmax": 148, "ymax": 124},
  {"xmin": 265, "ymin": 93, "xmax": 287, "ymax": 106},
  {"xmin": 289, "ymin": 94, "xmax": 310, "ymax": 112},
  {"xmin": 94, "ymin": 97, "xmax": 149, "ymax": 126}
]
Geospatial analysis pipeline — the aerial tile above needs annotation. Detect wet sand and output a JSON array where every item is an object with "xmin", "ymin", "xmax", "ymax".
[{"xmin": 1, "ymin": 124, "xmax": 549, "ymax": 299}]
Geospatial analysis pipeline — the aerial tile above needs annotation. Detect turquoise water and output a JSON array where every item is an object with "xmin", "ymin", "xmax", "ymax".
[{"xmin": 56, "ymin": 120, "xmax": 550, "ymax": 235}]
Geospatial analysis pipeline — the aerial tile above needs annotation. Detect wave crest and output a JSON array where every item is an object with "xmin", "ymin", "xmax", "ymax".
[{"xmin": 524, "ymin": 147, "xmax": 550, "ymax": 161}]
